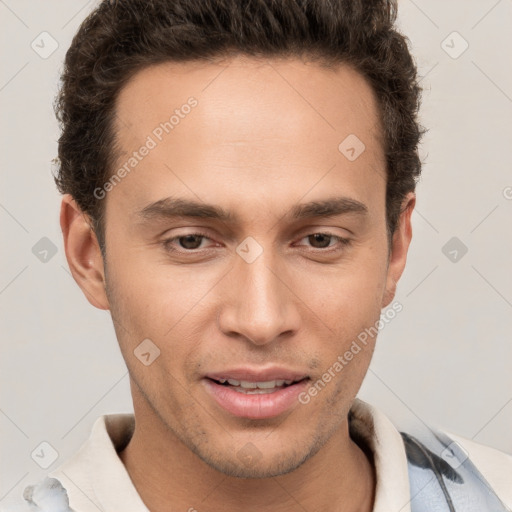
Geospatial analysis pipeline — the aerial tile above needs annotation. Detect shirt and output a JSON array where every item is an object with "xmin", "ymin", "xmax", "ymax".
[{"xmin": 3, "ymin": 399, "xmax": 512, "ymax": 511}]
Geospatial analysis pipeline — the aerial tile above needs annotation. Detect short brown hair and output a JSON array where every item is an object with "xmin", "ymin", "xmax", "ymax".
[{"xmin": 54, "ymin": 0, "xmax": 423, "ymax": 248}]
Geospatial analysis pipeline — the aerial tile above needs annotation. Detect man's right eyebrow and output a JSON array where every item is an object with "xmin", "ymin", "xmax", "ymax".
[{"xmin": 137, "ymin": 197, "xmax": 236, "ymax": 223}]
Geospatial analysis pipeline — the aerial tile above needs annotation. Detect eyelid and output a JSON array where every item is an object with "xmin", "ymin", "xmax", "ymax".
[
  {"xmin": 161, "ymin": 229, "xmax": 351, "ymax": 255},
  {"xmin": 296, "ymin": 231, "xmax": 345, "ymax": 242},
  {"xmin": 161, "ymin": 230, "xmax": 217, "ymax": 252},
  {"xmin": 294, "ymin": 232, "xmax": 351, "ymax": 250}
]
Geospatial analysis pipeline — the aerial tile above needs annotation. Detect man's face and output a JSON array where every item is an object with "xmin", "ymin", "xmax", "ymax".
[{"xmin": 94, "ymin": 56, "xmax": 409, "ymax": 477}]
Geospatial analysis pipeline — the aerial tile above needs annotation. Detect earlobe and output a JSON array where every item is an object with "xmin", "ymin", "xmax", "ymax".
[
  {"xmin": 381, "ymin": 192, "xmax": 415, "ymax": 308},
  {"xmin": 60, "ymin": 195, "xmax": 110, "ymax": 310}
]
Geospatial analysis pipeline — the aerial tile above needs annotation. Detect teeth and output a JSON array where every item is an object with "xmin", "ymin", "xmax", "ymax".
[
  {"xmin": 233, "ymin": 387, "xmax": 280, "ymax": 394},
  {"xmin": 241, "ymin": 381, "xmax": 259, "ymax": 389},
  {"xmin": 220, "ymin": 378, "xmax": 295, "ymax": 389},
  {"xmin": 250, "ymin": 380, "xmax": 276, "ymax": 389}
]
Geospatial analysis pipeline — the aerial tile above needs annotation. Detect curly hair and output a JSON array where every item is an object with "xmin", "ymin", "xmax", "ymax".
[{"xmin": 54, "ymin": 0, "xmax": 423, "ymax": 248}]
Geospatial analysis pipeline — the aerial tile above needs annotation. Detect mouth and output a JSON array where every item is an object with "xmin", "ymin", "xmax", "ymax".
[
  {"xmin": 207, "ymin": 377, "xmax": 307, "ymax": 394},
  {"xmin": 202, "ymin": 369, "xmax": 310, "ymax": 419}
]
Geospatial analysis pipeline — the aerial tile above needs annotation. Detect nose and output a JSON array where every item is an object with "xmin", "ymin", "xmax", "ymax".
[{"xmin": 217, "ymin": 247, "xmax": 301, "ymax": 346}]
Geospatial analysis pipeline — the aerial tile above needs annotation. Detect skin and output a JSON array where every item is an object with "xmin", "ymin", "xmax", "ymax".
[{"xmin": 61, "ymin": 55, "xmax": 415, "ymax": 512}]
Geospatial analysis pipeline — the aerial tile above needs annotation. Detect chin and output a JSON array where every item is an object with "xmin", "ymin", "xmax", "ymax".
[
  {"xmin": 189, "ymin": 434, "xmax": 327, "ymax": 479},
  {"xmin": 201, "ymin": 451, "xmax": 310, "ymax": 479}
]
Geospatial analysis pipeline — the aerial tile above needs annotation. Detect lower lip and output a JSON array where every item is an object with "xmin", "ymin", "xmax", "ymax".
[{"xmin": 203, "ymin": 378, "xmax": 309, "ymax": 419}]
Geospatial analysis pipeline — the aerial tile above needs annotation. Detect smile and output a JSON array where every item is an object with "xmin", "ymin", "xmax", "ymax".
[
  {"xmin": 216, "ymin": 378, "xmax": 297, "ymax": 393},
  {"xmin": 203, "ymin": 370, "xmax": 310, "ymax": 419}
]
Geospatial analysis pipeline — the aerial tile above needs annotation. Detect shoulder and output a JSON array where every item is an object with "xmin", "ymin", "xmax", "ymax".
[
  {"xmin": 351, "ymin": 399, "xmax": 512, "ymax": 510},
  {"xmin": 0, "ymin": 476, "xmax": 73, "ymax": 512},
  {"xmin": 448, "ymin": 432, "xmax": 512, "ymax": 506},
  {"xmin": 0, "ymin": 414, "xmax": 137, "ymax": 512}
]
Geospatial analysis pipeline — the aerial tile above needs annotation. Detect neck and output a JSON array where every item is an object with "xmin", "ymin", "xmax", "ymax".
[{"xmin": 119, "ymin": 395, "xmax": 375, "ymax": 512}]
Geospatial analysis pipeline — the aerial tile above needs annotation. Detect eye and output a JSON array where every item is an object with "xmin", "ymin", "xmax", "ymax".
[
  {"xmin": 162, "ymin": 232, "xmax": 216, "ymax": 252},
  {"xmin": 161, "ymin": 231, "xmax": 351, "ymax": 256},
  {"xmin": 296, "ymin": 232, "xmax": 351, "ymax": 251}
]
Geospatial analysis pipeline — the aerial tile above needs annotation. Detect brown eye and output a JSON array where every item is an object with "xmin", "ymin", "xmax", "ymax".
[
  {"xmin": 177, "ymin": 234, "xmax": 205, "ymax": 249},
  {"xmin": 162, "ymin": 231, "xmax": 215, "ymax": 253},
  {"xmin": 295, "ymin": 232, "xmax": 351, "ymax": 254},
  {"xmin": 307, "ymin": 233, "xmax": 333, "ymax": 249}
]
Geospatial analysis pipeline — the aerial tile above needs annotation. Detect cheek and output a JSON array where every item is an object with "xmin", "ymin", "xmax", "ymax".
[
  {"xmin": 104, "ymin": 249, "xmax": 224, "ymax": 387},
  {"xmin": 105, "ymin": 225, "xmax": 388, "ymax": 368},
  {"xmin": 106, "ymin": 246, "xmax": 219, "ymax": 332},
  {"xmin": 295, "ymin": 254, "xmax": 388, "ymax": 333}
]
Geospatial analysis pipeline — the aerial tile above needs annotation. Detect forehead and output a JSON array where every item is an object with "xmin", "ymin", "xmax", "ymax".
[
  {"xmin": 109, "ymin": 55, "xmax": 385, "ymax": 220},
  {"xmin": 115, "ymin": 54, "xmax": 382, "ymax": 146}
]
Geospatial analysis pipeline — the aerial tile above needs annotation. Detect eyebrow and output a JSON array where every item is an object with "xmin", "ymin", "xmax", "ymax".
[{"xmin": 137, "ymin": 196, "xmax": 368, "ymax": 224}]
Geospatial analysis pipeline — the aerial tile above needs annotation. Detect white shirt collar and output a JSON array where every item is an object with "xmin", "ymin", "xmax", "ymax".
[
  {"xmin": 349, "ymin": 399, "xmax": 411, "ymax": 512},
  {"xmin": 49, "ymin": 398, "xmax": 412, "ymax": 512}
]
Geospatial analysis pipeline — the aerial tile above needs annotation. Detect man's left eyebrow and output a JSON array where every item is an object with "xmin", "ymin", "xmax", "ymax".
[{"xmin": 289, "ymin": 197, "xmax": 369, "ymax": 220}]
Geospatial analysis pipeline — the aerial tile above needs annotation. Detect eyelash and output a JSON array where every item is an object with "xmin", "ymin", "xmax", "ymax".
[{"xmin": 161, "ymin": 231, "xmax": 351, "ymax": 255}]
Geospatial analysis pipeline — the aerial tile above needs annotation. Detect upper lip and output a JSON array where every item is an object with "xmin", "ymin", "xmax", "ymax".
[{"xmin": 205, "ymin": 367, "xmax": 309, "ymax": 382}]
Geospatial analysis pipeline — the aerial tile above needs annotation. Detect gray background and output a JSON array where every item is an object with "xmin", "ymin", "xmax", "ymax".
[{"xmin": 1, "ymin": 0, "xmax": 511, "ymax": 501}]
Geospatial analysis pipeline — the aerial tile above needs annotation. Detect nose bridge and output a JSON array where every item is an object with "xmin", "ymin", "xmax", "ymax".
[{"xmin": 218, "ymin": 242, "xmax": 299, "ymax": 345}]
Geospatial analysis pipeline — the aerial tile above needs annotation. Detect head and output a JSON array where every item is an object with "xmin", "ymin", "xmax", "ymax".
[{"xmin": 58, "ymin": 0, "xmax": 422, "ymax": 478}]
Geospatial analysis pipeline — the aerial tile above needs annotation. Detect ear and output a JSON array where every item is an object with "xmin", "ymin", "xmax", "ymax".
[
  {"xmin": 381, "ymin": 192, "xmax": 415, "ymax": 308},
  {"xmin": 60, "ymin": 194, "xmax": 109, "ymax": 310}
]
